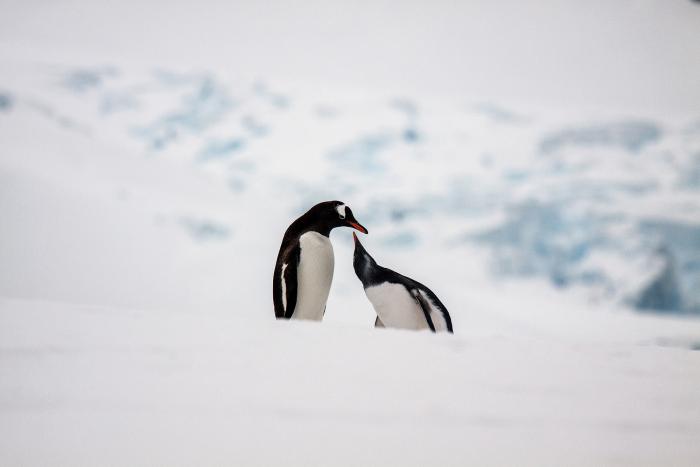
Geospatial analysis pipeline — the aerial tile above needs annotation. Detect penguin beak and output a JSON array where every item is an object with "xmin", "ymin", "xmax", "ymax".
[
  {"xmin": 352, "ymin": 231, "xmax": 366, "ymax": 252},
  {"xmin": 345, "ymin": 209, "xmax": 368, "ymax": 234},
  {"xmin": 348, "ymin": 222, "xmax": 368, "ymax": 234}
]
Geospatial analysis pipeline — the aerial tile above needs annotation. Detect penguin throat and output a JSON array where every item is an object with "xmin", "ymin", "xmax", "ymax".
[
  {"xmin": 307, "ymin": 225, "xmax": 332, "ymax": 237},
  {"xmin": 356, "ymin": 255, "xmax": 379, "ymax": 286}
]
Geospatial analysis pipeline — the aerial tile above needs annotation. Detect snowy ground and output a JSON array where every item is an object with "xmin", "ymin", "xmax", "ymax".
[
  {"xmin": 2, "ymin": 297, "xmax": 700, "ymax": 467},
  {"xmin": 2, "ymin": 1, "xmax": 700, "ymax": 465}
]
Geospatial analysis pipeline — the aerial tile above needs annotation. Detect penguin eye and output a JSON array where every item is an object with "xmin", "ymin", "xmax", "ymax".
[{"xmin": 336, "ymin": 204, "xmax": 347, "ymax": 219}]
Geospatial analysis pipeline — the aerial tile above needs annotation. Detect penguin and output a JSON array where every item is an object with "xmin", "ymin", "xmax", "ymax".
[
  {"xmin": 273, "ymin": 201, "xmax": 368, "ymax": 320},
  {"xmin": 352, "ymin": 232, "xmax": 453, "ymax": 333}
]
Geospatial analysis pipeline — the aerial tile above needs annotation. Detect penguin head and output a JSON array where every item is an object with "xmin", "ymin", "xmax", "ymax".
[
  {"xmin": 352, "ymin": 232, "xmax": 377, "ymax": 286},
  {"xmin": 304, "ymin": 200, "xmax": 368, "ymax": 235}
]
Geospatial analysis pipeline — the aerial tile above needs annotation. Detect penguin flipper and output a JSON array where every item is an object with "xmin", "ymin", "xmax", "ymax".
[
  {"xmin": 282, "ymin": 246, "xmax": 300, "ymax": 319},
  {"xmin": 273, "ymin": 243, "xmax": 300, "ymax": 319},
  {"xmin": 411, "ymin": 289, "xmax": 436, "ymax": 332},
  {"xmin": 374, "ymin": 316, "xmax": 385, "ymax": 328}
]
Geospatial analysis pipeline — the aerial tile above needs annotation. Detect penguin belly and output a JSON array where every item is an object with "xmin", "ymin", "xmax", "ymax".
[
  {"xmin": 364, "ymin": 283, "xmax": 430, "ymax": 331},
  {"xmin": 292, "ymin": 231, "xmax": 335, "ymax": 320}
]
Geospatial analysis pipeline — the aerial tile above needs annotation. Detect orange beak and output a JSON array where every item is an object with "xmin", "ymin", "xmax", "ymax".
[{"xmin": 348, "ymin": 222, "xmax": 368, "ymax": 234}]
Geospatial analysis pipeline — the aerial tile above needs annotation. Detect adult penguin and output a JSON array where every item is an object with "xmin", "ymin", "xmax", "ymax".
[{"xmin": 273, "ymin": 201, "xmax": 368, "ymax": 320}]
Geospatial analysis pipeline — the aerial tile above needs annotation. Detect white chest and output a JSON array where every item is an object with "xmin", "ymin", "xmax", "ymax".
[
  {"xmin": 292, "ymin": 231, "xmax": 335, "ymax": 321},
  {"xmin": 364, "ymin": 283, "xmax": 430, "ymax": 331}
]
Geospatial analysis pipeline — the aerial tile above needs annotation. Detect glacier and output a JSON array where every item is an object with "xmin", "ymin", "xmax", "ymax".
[{"xmin": 1, "ymin": 65, "xmax": 699, "ymax": 314}]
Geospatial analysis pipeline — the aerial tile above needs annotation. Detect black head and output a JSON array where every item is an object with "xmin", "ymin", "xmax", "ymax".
[
  {"xmin": 353, "ymin": 232, "xmax": 379, "ymax": 287},
  {"xmin": 290, "ymin": 200, "xmax": 368, "ymax": 238}
]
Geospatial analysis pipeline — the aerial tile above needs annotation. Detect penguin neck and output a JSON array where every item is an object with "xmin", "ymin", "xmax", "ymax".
[
  {"xmin": 285, "ymin": 218, "xmax": 333, "ymax": 241},
  {"xmin": 354, "ymin": 254, "xmax": 382, "ymax": 288},
  {"xmin": 300, "ymin": 225, "xmax": 332, "ymax": 238}
]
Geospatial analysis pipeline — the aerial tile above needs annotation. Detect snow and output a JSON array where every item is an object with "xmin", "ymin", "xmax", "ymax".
[
  {"xmin": 1, "ymin": 0, "xmax": 700, "ymax": 464},
  {"xmin": 2, "ymin": 297, "xmax": 700, "ymax": 466}
]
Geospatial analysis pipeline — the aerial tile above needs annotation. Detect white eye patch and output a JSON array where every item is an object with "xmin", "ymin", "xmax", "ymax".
[{"xmin": 336, "ymin": 204, "xmax": 347, "ymax": 219}]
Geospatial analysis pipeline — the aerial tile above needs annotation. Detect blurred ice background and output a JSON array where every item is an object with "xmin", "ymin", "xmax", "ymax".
[{"xmin": 1, "ymin": 1, "xmax": 700, "ymax": 466}]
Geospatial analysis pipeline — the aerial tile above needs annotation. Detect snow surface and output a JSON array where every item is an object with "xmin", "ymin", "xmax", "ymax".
[
  {"xmin": 2, "ymin": 297, "xmax": 700, "ymax": 466},
  {"xmin": 2, "ymin": 1, "xmax": 700, "ymax": 465}
]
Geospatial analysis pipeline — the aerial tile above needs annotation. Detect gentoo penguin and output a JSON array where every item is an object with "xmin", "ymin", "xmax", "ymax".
[
  {"xmin": 273, "ymin": 201, "xmax": 368, "ymax": 320},
  {"xmin": 352, "ymin": 232, "xmax": 453, "ymax": 333}
]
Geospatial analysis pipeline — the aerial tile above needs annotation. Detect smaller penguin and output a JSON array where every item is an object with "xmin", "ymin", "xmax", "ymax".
[{"xmin": 352, "ymin": 232, "xmax": 453, "ymax": 333}]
